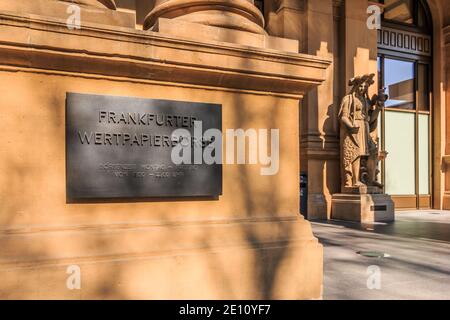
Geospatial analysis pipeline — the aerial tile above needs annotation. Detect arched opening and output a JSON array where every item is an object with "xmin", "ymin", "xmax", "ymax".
[{"xmin": 376, "ymin": 0, "xmax": 433, "ymax": 209}]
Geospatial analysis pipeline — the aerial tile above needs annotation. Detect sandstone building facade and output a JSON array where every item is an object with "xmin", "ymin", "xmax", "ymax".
[{"xmin": 0, "ymin": 0, "xmax": 449, "ymax": 299}]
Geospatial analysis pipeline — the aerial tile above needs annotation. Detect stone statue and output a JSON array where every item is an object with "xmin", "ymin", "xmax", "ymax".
[{"xmin": 338, "ymin": 73, "xmax": 388, "ymax": 191}]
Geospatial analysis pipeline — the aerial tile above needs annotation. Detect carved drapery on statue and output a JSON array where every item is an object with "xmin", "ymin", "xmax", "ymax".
[{"xmin": 339, "ymin": 74, "xmax": 387, "ymax": 192}]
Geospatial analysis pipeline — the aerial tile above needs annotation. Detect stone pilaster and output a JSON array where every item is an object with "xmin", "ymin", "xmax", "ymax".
[
  {"xmin": 143, "ymin": 0, "xmax": 266, "ymax": 34},
  {"xmin": 264, "ymin": 0, "xmax": 339, "ymax": 220},
  {"xmin": 299, "ymin": 0, "xmax": 339, "ymax": 220}
]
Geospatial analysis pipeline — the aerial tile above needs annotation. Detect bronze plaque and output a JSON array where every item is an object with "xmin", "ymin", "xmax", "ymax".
[{"xmin": 66, "ymin": 93, "xmax": 222, "ymax": 200}]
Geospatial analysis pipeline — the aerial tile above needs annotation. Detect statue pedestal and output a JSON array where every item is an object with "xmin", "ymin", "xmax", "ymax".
[{"xmin": 331, "ymin": 187, "xmax": 395, "ymax": 223}]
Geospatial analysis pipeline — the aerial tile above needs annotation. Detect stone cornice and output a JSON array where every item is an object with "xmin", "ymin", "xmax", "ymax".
[
  {"xmin": 0, "ymin": 10, "xmax": 330, "ymax": 96},
  {"xmin": 300, "ymin": 135, "xmax": 340, "ymax": 160}
]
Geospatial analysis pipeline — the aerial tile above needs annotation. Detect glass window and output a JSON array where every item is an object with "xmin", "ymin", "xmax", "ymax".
[
  {"xmin": 385, "ymin": 111, "xmax": 416, "ymax": 195},
  {"xmin": 384, "ymin": 0, "xmax": 414, "ymax": 24},
  {"xmin": 384, "ymin": 58, "xmax": 415, "ymax": 110},
  {"xmin": 418, "ymin": 63, "xmax": 430, "ymax": 111},
  {"xmin": 377, "ymin": 1, "xmax": 433, "ymax": 207},
  {"xmin": 378, "ymin": 56, "xmax": 432, "ymax": 201}
]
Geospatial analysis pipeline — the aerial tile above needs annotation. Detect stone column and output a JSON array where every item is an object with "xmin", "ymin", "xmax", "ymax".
[{"xmin": 143, "ymin": 0, "xmax": 266, "ymax": 34}]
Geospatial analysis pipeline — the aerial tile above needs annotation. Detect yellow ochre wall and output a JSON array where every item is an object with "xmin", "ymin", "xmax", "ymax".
[
  {"xmin": 0, "ymin": 0, "xmax": 330, "ymax": 299},
  {"xmin": 0, "ymin": 71, "xmax": 300, "ymax": 226},
  {"xmin": 0, "ymin": 70, "xmax": 320, "ymax": 299}
]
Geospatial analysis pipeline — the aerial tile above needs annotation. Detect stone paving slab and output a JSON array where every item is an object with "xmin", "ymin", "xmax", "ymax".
[{"xmin": 311, "ymin": 210, "xmax": 450, "ymax": 300}]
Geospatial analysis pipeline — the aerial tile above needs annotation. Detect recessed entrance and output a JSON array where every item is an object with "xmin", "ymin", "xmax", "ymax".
[{"xmin": 376, "ymin": 0, "xmax": 433, "ymax": 209}]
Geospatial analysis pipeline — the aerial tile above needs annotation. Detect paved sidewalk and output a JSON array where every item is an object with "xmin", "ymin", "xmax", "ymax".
[{"xmin": 311, "ymin": 211, "xmax": 450, "ymax": 300}]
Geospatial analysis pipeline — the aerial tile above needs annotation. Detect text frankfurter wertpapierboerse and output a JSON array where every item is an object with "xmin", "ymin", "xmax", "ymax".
[{"xmin": 66, "ymin": 93, "xmax": 222, "ymax": 200}]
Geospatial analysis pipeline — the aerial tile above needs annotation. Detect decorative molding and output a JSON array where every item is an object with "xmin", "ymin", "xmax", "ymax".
[
  {"xmin": 0, "ymin": 215, "xmax": 299, "ymax": 236},
  {"xmin": 300, "ymin": 136, "xmax": 340, "ymax": 160},
  {"xmin": 0, "ymin": 65, "xmax": 301, "ymax": 99},
  {"xmin": 0, "ymin": 11, "xmax": 330, "ymax": 96},
  {"xmin": 378, "ymin": 26, "xmax": 431, "ymax": 57}
]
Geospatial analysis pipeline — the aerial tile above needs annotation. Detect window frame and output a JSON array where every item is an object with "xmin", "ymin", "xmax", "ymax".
[{"xmin": 378, "ymin": 53, "xmax": 433, "ymax": 207}]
